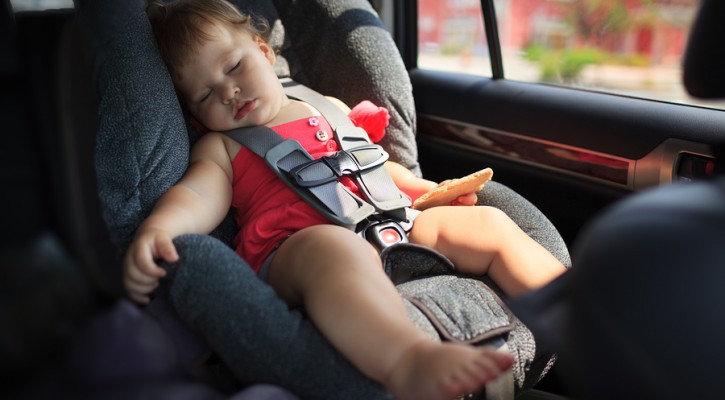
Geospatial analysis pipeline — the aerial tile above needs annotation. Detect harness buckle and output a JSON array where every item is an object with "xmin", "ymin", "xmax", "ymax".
[
  {"xmin": 358, "ymin": 208, "xmax": 420, "ymax": 251},
  {"xmin": 289, "ymin": 144, "xmax": 389, "ymax": 188},
  {"xmin": 362, "ymin": 220, "xmax": 408, "ymax": 250}
]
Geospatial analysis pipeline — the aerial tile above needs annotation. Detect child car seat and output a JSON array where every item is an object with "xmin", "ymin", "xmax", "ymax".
[{"xmin": 46, "ymin": 0, "xmax": 570, "ymax": 398}]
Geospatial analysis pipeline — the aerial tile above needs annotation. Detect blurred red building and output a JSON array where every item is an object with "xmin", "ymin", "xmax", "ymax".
[{"xmin": 418, "ymin": 0, "xmax": 699, "ymax": 65}]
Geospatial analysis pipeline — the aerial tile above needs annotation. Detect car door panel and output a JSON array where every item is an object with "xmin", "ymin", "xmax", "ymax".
[{"xmin": 411, "ymin": 68, "xmax": 724, "ymax": 244}]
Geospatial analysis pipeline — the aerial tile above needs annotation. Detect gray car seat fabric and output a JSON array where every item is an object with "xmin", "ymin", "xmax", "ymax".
[
  {"xmin": 75, "ymin": 0, "xmax": 570, "ymax": 397},
  {"xmin": 75, "ymin": 0, "xmax": 190, "ymax": 253}
]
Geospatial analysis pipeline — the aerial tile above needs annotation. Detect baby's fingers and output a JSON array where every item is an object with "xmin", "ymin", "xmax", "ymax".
[
  {"xmin": 155, "ymin": 236, "xmax": 179, "ymax": 265},
  {"xmin": 131, "ymin": 247, "xmax": 167, "ymax": 279},
  {"xmin": 124, "ymin": 279, "xmax": 158, "ymax": 304},
  {"xmin": 127, "ymin": 289, "xmax": 151, "ymax": 304},
  {"xmin": 125, "ymin": 260, "xmax": 162, "ymax": 286},
  {"xmin": 452, "ymin": 192, "xmax": 478, "ymax": 206},
  {"xmin": 133, "ymin": 235, "xmax": 178, "ymax": 279}
]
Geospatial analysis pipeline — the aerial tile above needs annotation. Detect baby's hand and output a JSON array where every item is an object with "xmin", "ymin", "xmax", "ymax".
[
  {"xmin": 123, "ymin": 228, "xmax": 178, "ymax": 304},
  {"xmin": 432, "ymin": 180, "xmax": 477, "ymax": 206},
  {"xmin": 450, "ymin": 188, "xmax": 478, "ymax": 206},
  {"xmin": 412, "ymin": 168, "xmax": 493, "ymax": 210}
]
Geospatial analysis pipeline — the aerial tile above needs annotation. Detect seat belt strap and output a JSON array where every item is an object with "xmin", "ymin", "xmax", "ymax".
[{"xmin": 485, "ymin": 343, "xmax": 515, "ymax": 400}]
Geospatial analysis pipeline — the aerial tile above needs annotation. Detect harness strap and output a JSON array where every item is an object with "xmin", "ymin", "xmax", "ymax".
[
  {"xmin": 281, "ymin": 79, "xmax": 368, "ymax": 149},
  {"xmin": 485, "ymin": 343, "xmax": 515, "ymax": 400},
  {"xmin": 281, "ymin": 79, "xmax": 410, "ymax": 220},
  {"xmin": 224, "ymin": 79, "xmax": 414, "ymax": 248},
  {"xmin": 225, "ymin": 126, "xmax": 375, "ymax": 230}
]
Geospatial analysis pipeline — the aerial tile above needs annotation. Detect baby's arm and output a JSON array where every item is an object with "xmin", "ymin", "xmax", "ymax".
[
  {"xmin": 385, "ymin": 161, "xmax": 438, "ymax": 202},
  {"xmin": 123, "ymin": 134, "xmax": 234, "ymax": 304}
]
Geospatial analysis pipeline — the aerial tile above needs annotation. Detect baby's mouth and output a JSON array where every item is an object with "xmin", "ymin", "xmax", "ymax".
[{"xmin": 234, "ymin": 99, "xmax": 257, "ymax": 120}]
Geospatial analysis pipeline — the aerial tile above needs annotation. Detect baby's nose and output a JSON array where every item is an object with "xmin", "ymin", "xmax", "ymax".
[{"xmin": 223, "ymin": 85, "xmax": 240, "ymax": 103}]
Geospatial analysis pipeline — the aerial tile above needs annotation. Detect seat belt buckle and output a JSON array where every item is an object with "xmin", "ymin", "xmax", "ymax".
[
  {"xmin": 288, "ymin": 144, "xmax": 389, "ymax": 188},
  {"xmin": 362, "ymin": 220, "xmax": 409, "ymax": 251},
  {"xmin": 359, "ymin": 208, "xmax": 419, "ymax": 250}
]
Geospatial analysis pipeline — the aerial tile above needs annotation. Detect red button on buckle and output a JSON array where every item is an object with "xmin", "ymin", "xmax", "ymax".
[
  {"xmin": 380, "ymin": 227, "xmax": 402, "ymax": 244},
  {"xmin": 361, "ymin": 220, "xmax": 408, "ymax": 250}
]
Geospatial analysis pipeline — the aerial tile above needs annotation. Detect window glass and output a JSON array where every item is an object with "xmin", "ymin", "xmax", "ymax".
[
  {"xmin": 418, "ymin": 0, "xmax": 492, "ymax": 76},
  {"xmin": 418, "ymin": 0, "xmax": 725, "ymax": 110}
]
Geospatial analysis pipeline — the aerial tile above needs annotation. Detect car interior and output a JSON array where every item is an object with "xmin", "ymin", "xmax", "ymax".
[
  {"xmin": 2, "ymin": 0, "xmax": 723, "ymax": 399},
  {"xmin": 403, "ymin": 2, "xmax": 725, "ymax": 246}
]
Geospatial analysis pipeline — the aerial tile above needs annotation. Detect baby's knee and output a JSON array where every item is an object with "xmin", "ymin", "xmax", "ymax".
[
  {"xmin": 417, "ymin": 205, "xmax": 510, "ymax": 227},
  {"xmin": 476, "ymin": 205, "xmax": 512, "ymax": 224},
  {"xmin": 411, "ymin": 206, "xmax": 518, "ymax": 244},
  {"xmin": 471, "ymin": 206, "xmax": 522, "ymax": 236}
]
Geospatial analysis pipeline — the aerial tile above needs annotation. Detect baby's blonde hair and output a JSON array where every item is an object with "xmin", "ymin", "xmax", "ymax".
[{"xmin": 146, "ymin": 0, "xmax": 267, "ymax": 76}]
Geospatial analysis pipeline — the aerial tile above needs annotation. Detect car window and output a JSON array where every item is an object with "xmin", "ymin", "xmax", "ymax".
[
  {"xmin": 418, "ymin": 0, "xmax": 725, "ymax": 111},
  {"xmin": 418, "ymin": 0, "xmax": 493, "ymax": 76},
  {"xmin": 9, "ymin": 0, "xmax": 73, "ymax": 11}
]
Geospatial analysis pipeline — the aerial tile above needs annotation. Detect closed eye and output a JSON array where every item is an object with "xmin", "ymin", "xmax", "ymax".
[
  {"xmin": 228, "ymin": 61, "xmax": 241, "ymax": 74},
  {"xmin": 199, "ymin": 90, "xmax": 212, "ymax": 103}
]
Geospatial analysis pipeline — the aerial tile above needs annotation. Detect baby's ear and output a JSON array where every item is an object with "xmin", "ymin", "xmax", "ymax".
[{"xmin": 256, "ymin": 36, "xmax": 276, "ymax": 65}]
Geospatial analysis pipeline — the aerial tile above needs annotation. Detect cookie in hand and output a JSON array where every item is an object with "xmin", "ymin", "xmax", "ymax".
[{"xmin": 413, "ymin": 168, "xmax": 493, "ymax": 210}]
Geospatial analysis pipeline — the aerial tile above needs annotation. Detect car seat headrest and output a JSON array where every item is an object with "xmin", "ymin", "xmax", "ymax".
[{"xmin": 683, "ymin": 0, "xmax": 725, "ymax": 99}]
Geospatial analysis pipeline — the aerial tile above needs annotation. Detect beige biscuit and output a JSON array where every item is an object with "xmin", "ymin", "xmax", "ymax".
[{"xmin": 413, "ymin": 168, "xmax": 493, "ymax": 210}]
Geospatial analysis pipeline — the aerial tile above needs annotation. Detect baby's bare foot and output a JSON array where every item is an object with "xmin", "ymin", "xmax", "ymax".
[{"xmin": 385, "ymin": 341, "xmax": 514, "ymax": 400}]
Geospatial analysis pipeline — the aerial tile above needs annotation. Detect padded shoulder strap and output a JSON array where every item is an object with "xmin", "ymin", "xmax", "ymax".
[
  {"xmin": 226, "ymin": 80, "xmax": 410, "ymax": 227},
  {"xmin": 281, "ymin": 79, "xmax": 411, "ymax": 218}
]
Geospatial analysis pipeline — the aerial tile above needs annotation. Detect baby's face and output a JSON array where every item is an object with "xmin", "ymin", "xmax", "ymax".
[{"xmin": 173, "ymin": 22, "xmax": 286, "ymax": 132}]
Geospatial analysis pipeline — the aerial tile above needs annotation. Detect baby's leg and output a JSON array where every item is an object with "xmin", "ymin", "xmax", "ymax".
[
  {"xmin": 267, "ymin": 225, "xmax": 514, "ymax": 400},
  {"xmin": 409, "ymin": 206, "xmax": 566, "ymax": 296}
]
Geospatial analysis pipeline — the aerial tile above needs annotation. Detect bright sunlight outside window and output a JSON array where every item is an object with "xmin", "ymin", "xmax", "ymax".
[{"xmin": 417, "ymin": 0, "xmax": 725, "ymax": 110}]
